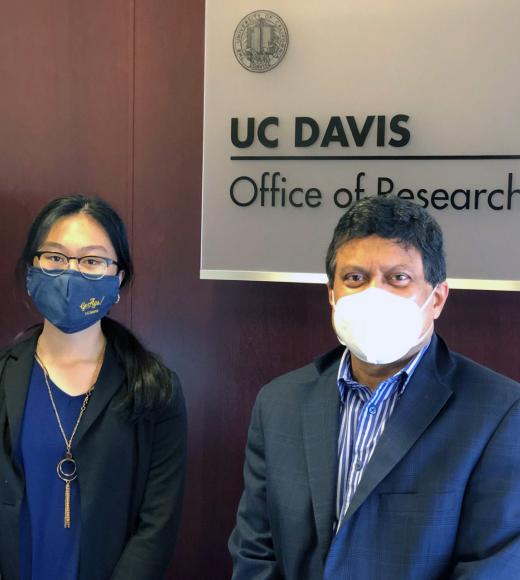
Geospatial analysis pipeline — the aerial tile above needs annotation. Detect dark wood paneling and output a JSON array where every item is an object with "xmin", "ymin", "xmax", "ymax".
[
  {"xmin": 436, "ymin": 290, "xmax": 520, "ymax": 378},
  {"xmin": 0, "ymin": 1, "xmax": 133, "ymax": 338},
  {"xmin": 2, "ymin": 3, "xmax": 520, "ymax": 580}
]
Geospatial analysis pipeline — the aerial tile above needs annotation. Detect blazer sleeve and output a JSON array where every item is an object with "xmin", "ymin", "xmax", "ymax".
[
  {"xmin": 450, "ymin": 398, "xmax": 520, "ymax": 579},
  {"xmin": 228, "ymin": 393, "xmax": 283, "ymax": 580},
  {"xmin": 109, "ymin": 376, "xmax": 187, "ymax": 580}
]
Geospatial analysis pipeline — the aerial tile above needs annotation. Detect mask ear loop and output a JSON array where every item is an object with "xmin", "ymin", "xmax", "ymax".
[
  {"xmin": 416, "ymin": 285, "xmax": 438, "ymax": 343},
  {"xmin": 330, "ymin": 289, "xmax": 347, "ymax": 347},
  {"xmin": 419, "ymin": 285, "xmax": 437, "ymax": 312}
]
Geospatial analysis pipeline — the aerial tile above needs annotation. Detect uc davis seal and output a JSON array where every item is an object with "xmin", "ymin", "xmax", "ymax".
[{"xmin": 233, "ymin": 10, "xmax": 289, "ymax": 73}]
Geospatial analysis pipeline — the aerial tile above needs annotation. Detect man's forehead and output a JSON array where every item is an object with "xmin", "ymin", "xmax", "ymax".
[{"xmin": 336, "ymin": 235, "xmax": 423, "ymax": 266}]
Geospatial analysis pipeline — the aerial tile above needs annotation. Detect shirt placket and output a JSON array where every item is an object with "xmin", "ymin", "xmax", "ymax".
[
  {"xmin": 351, "ymin": 394, "xmax": 375, "ymax": 482},
  {"xmin": 339, "ymin": 388, "xmax": 371, "ymax": 522}
]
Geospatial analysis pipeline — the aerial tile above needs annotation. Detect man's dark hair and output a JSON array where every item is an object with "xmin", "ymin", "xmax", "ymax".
[{"xmin": 325, "ymin": 196, "xmax": 446, "ymax": 286}]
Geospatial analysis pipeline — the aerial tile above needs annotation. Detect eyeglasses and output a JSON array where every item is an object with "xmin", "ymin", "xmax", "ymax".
[{"xmin": 34, "ymin": 251, "xmax": 119, "ymax": 280}]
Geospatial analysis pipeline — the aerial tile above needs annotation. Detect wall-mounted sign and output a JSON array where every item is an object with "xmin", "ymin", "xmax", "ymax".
[{"xmin": 202, "ymin": 0, "xmax": 520, "ymax": 290}]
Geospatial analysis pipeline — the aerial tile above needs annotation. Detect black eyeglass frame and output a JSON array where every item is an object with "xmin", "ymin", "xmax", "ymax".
[{"xmin": 33, "ymin": 251, "xmax": 120, "ymax": 279}]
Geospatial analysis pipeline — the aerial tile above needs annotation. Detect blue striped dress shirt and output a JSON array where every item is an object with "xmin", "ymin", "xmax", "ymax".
[{"xmin": 335, "ymin": 343, "xmax": 429, "ymax": 531}]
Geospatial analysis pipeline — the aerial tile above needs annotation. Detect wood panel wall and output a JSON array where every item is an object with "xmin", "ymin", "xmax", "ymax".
[{"xmin": 1, "ymin": 2, "xmax": 519, "ymax": 578}]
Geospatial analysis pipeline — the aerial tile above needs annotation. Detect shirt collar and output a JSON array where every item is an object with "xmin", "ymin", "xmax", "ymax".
[{"xmin": 336, "ymin": 340, "xmax": 431, "ymax": 404}]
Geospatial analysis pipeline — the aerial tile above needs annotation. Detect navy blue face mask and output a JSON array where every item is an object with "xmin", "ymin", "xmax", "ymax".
[{"xmin": 26, "ymin": 267, "xmax": 120, "ymax": 334}]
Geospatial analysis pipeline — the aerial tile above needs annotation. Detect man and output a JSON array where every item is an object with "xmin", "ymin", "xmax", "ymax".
[{"xmin": 229, "ymin": 196, "xmax": 520, "ymax": 579}]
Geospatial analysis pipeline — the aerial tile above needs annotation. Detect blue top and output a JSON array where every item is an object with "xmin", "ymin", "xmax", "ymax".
[{"xmin": 19, "ymin": 361, "xmax": 83, "ymax": 580}]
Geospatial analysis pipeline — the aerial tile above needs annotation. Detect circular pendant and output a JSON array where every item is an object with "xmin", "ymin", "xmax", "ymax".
[{"xmin": 57, "ymin": 455, "xmax": 77, "ymax": 482}]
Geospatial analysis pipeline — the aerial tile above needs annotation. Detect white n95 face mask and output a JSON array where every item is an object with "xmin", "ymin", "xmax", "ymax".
[{"xmin": 332, "ymin": 287, "xmax": 435, "ymax": 365}]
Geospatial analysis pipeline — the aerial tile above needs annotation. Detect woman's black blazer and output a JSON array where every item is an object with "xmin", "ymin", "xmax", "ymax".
[{"xmin": 0, "ymin": 334, "xmax": 187, "ymax": 580}]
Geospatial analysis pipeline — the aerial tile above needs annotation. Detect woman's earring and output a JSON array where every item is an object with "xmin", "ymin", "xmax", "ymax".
[{"xmin": 115, "ymin": 294, "xmax": 120, "ymax": 304}]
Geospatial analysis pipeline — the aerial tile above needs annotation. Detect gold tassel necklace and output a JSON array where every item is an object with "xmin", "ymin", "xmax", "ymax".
[{"xmin": 34, "ymin": 344, "xmax": 105, "ymax": 528}]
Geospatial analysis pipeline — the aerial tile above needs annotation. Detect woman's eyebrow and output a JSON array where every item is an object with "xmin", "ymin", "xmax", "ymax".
[
  {"xmin": 78, "ymin": 245, "xmax": 110, "ymax": 253},
  {"xmin": 39, "ymin": 241, "xmax": 109, "ymax": 253}
]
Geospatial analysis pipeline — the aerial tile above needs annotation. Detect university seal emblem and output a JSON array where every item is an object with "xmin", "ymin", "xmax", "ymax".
[{"xmin": 233, "ymin": 10, "xmax": 289, "ymax": 73}]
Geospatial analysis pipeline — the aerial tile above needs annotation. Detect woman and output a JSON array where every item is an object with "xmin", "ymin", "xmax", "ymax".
[{"xmin": 0, "ymin": 195, "xmax": 187, "ymax": 580}]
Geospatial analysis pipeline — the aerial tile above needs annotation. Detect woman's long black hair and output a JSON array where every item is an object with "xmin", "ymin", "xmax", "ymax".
[{"xmin": 17, "ymin": 194, "xmax": 174, "ymax": 419}]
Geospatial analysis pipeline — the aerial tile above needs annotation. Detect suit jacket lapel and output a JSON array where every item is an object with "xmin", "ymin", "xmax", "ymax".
[
  {"xmin": 1, "ymin": 336, "xmax": 125, "ymax": 456},
  {"xmin": 2, "ymin": 335, "xmax": 38, "ymax": 463},
  {"xmin": 343, "ymin": 335, "xmax": 454, "ymax": 521},
  {"xmin": 302, "ymin": 350, "xmax": 342, "ymax": 561},
  {"xmin": 73, "ymin": 343, "xmax": 125, "ymax": 448}
]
